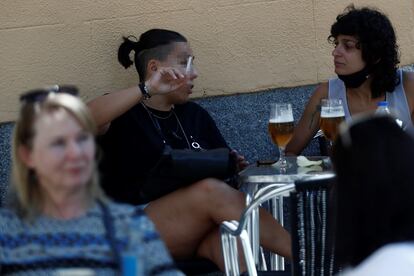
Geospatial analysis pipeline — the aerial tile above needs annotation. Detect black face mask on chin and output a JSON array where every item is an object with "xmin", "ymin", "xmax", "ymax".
[{"xmin": 337, "ymin": 66, "xmax": 370, "ymax": 88}]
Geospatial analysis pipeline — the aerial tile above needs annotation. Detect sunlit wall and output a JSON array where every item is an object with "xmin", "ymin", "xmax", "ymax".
[{"xmin": 1, "ymin": 0, "xmax": 413, "ymax": 121}]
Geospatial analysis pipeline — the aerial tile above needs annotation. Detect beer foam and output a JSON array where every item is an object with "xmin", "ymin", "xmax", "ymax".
[
  {"xmin": 320, "ymin": 107, "xmax": 345, "ymax": 118},
  {"xmin": 269, "ymin": 114, "xmax": 294, "ymax": 123}
]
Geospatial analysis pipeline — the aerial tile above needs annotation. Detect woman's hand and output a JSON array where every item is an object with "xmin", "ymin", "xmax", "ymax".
[
  {"xmin": 231, "ymin": 149, "xmax": 249, "ymax": 172},
  {"xmin": 146, "ymin": 67, "xmax": 187, "ymax": 96}
]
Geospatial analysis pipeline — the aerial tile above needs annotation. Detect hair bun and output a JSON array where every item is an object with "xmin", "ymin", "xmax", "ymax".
[{"xmin": 118, "ymin": 36, "xmax": 140, "ymax": 69}]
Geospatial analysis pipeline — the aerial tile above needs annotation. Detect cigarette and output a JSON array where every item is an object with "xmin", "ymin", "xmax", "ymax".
[{"xmin": 185, "ymin": 56, "xmax": 193, "ymax": 74}]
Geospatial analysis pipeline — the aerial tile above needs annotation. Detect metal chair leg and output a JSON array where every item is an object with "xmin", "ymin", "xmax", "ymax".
[
  {"xmin": 240, "ymin": 230, "xmax": 258, "ymax": 276},
  {"xmin": 221, "ymin": 227, "xmax": 233, "ymax": 276},
  {"xmin": 270, "ymin": 196, "xmax": 285, "ymax": 271}
]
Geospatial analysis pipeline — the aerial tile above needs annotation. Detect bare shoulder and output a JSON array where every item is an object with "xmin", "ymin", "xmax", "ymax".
[
  {"xmin": 402, "ymin": 71, "xmax": 414, "ymax": 109},
  {"xmin": 315, "ymin": 81, "xmax": 329, "ymax": 96},
  {"xmin": 403, "ymin": 70, "xmax": 414, "ymax": 89},
  {"xmin": 310, "ymin": 82, "xmax": 329, "ymax": 102}
]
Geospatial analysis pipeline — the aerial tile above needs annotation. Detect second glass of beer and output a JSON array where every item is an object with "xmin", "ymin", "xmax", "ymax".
[
  {"xmin": 268, "ymin": 103, "xmax": 294, "ymax": 168},
  {"xmin": 319, "ymin": 98, "xmax": 345, "ymax": 145}
]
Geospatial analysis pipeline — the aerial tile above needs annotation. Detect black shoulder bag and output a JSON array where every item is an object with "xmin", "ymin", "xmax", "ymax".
[{"xmin": 140, "ymin": 103, "xmax": 237, "ymax": 202}]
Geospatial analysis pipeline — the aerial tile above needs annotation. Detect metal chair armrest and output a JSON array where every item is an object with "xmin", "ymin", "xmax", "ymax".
[{"xmin": 220, "ymin": 184, "xmax": 296, "ymax": 275}]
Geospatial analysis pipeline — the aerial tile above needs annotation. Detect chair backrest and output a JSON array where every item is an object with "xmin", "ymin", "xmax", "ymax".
[
  {"xmin": 220, "ymin": 184, "xmax": 296, "ymax": 276},
  {"xmin": 290, "ymin": 174, "xmax": 338, "ymax": 276}
]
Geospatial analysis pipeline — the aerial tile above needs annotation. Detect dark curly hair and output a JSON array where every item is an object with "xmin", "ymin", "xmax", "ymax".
[{"xmin": 329, "ymin": 5, "xmax": 400, "ymax": 98}]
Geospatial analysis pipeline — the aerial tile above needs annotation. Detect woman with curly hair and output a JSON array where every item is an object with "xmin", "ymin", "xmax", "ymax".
[{"xmin": 286, "ymin": 5, "xmax": 414, "ymax": 155}]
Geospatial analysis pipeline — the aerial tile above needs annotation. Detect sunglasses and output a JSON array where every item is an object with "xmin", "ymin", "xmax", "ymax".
[{"xmin": 19, "ymin": 85, "xmax": 79, "ymax": 103}]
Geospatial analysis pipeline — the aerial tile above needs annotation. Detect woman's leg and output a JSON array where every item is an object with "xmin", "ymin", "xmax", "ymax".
[
  {"xmin": 195, "ymin": 227, "xmax": 227, "ymax": 270},
  {"xmin": 144, "ymin": 178, "xmax": 291, "ymax": 265}
]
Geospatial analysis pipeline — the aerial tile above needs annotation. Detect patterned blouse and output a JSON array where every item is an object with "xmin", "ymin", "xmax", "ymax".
[{"xmin": 0, "ymin": 201, "xmax": 183, "ymax": 276}]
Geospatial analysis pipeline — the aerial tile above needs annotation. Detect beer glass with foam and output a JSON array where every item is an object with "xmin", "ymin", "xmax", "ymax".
[
  {"xmin": 320, "ymin": 99, "xmax": 345, "ymax": 145},
  {"xmin": 268, "ymin": 103, "xmax": 294, "ymax": 168}
]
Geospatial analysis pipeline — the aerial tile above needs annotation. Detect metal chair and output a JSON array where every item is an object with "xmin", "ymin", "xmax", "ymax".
[
  {"xmin": 246, "ymin": 183, "xmax": 291, "ymax": 271},
  {"xmin": 220, "ymin": 174, "xmax": 337, "ymax": 276},
  {"xmin": 290, "ymin": 174, "xmax": 338, "ymax": 276},
  {"xmin": 220, "ymin": 184, "xmax": 296, "ymax": 276}
]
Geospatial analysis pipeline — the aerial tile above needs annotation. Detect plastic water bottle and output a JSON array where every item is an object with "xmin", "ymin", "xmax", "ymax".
[
  {"xmin": 121, "ymin": 248, "xmax": 143, "ymax": 276},
  {"xmin": 375, "ymin": 101, "xmax": 404, "ymax": 128},
  {"xmin": 375, "ymin": 101, "xmax": 391, "ymax": 115}
]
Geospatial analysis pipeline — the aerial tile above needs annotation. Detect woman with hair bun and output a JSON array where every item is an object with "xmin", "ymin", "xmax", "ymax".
[{"xmin": 88, "ymin": 29, "xmax": 291, "ymax": 271}]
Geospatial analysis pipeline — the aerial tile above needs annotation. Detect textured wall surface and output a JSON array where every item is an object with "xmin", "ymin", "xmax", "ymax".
[{"xmin": 1, "ymin": 0, "xmax": 414, "ymax": 122}]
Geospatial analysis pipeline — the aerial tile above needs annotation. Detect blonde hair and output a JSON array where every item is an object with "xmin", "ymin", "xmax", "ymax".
[{"xmin": 11, "ymin": 93, "xmax": 105, "ymax": 217}]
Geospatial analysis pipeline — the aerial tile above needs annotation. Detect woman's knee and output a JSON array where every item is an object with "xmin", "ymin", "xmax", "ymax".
[
  {"xmin": 190, "ymin": 178, "xmax": 244, "ymax": 204},
  {"xmin": 194, "ymin": 178, "xmax": 226, "ymax": 191},
  {"xmin": 191, "ymin": 178, "xmax": 232, "ymax": 196}
]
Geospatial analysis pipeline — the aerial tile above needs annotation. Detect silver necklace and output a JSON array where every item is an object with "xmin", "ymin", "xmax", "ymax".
[
  {"xmin": 141, "ymin": 102, "xmax": 186, "ymax": 146},
  {"xmin": 142, "ymin": 102, "xmax": 202, "ymax": 150},
  {"xmin": 141, "ymin": 102, "xmax": 174, "ymax": 119},
  {"xmin": 172, "ymin": 111, "xmax": 202, "ymax": 150},
  {"xmin": 172, "ymin": 110, "xmax": 192, "ymax": 149}
]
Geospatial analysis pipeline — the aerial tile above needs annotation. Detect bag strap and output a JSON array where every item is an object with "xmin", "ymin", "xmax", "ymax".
[{"xmin": 97, "ymin": 200, "xmax": 122, "ymax": 272}]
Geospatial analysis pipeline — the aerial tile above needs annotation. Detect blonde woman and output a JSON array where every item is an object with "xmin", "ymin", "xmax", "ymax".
[{"xmin": 0, "ymin": 86, "xmax": 183, "ymax": 275}]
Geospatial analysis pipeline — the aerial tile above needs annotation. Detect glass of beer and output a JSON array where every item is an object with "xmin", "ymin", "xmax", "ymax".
[
  {"xmin": 268, "ymin": 103, "xmax": 294, "ymax": 168},
  {"xmin": 319, "ymin": 99, "xmax": 345, "ymax": 145}
]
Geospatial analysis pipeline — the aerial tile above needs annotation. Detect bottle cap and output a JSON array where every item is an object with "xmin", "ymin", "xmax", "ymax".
[{"xmin": 377, "ymin": 101, "xmax": 388, "ymax": 107}]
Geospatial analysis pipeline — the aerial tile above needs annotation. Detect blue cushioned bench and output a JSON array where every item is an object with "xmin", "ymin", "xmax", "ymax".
[
  {"xmin": 0, "ymin": 84, "xmax": 318, "ymax": 206},
  {"xmin": 195, "ymin": 84, "xmax": 320, "ymax": 161},
  {"xmin": 0, "ymin": 122, "xmax": 13, "ymax": 206}
]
